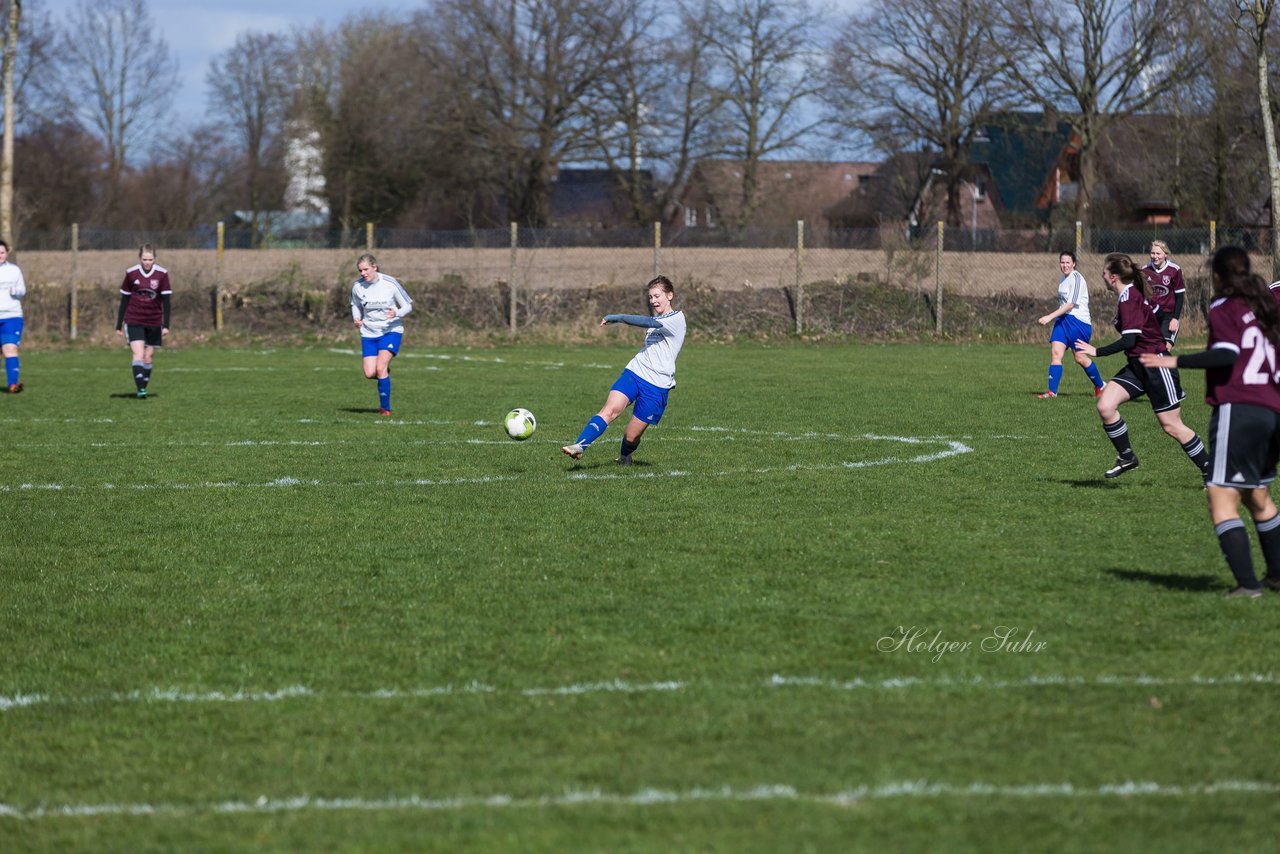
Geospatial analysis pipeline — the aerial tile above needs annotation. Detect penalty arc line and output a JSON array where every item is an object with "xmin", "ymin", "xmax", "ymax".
[
  {"xmin": 0, "ymin": 435, "xmax": 974, "ymax": 492},
  {"xmin": 3, "ymin": 672, "xmax": 1275, "ymax": 714},
  {"xmin": 1, "ymin": 780, "xmax": 1278, "ymax": 820}
]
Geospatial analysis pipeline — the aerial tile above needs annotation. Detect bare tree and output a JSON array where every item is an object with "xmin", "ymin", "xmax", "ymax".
[
  {"xmin": 433, "ymin": 0, "xmax": 646, "ymax": 226},
  {"xmin": 826, "ymin": 0, "xmax": 1009, "ymax": 228},
  {"xmin": 206, "ymin": 32, "xmax": 295, "ymax": 247},
  {"xmin": 310, "ymin": 13, "xmax": 442, "ymax": 233},
  {"xmin": 1160, "ymin": 4, "xmax": 1260, "ymax": 226},
  {"xmin": 706, "ymin": 0, "xmax": 825, "ymax": 229},
  {"xmin": 995, "ymin": 0, "xmax": 1198, "ymax": 236},
  {"xmin": 1, "ymin": 0, "xmax": 19, "ymax": 240},
  {"xmin": 584, "ymin": 0, "xmax": 728, "ymax": 225},
  {"xmin": 52, "ymin": 0, "xmax": 178, "ymax": 217},
  {"xmin": 1233, "ymin": 0, "xmax": 1280, "ymax": 277}
]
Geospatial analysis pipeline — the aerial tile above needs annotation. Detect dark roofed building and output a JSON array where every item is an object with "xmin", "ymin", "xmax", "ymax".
[
  {"xmin": 970, "ymin": 111, "xmax": 1076, "ymax": 223},
  {"xmin": 547, "ymin": 168, "xmax": 654, "ymax": 229},
  {"xmin": 678, "ymin": 160, "xmax": 880, "ymax": 232}
]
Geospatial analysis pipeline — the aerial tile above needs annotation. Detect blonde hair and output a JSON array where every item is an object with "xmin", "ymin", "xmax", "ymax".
[{"xmin": 1150, "ymin": 240, "xmax": 1170, "ymax": 255}]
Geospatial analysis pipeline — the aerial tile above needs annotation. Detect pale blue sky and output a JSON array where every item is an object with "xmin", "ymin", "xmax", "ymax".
[
  {"xmin": 36, "ymin": 0, "xmax": 865, "ymax": 127},
  {"xmin": 36, "ymin": 1, "xmax": 401, "ymax": 124}
]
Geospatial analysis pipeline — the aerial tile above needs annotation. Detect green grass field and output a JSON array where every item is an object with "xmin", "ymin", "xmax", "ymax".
[{"xmin": 2, "ymin": 341, "xmax": 1278, "ymax": 852}]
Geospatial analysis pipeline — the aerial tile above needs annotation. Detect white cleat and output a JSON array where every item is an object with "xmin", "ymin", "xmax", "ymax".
[{"xmin": 561, "ymin": 443, "xmax": 584, "ymax": 460}]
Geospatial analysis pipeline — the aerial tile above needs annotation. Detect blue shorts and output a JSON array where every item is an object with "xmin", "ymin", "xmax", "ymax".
[
  {"xmin": 361, "ymin": 332, "xmax": 403, "ymax": 358},
  {"xmin": 0, "ymin": 316, "xmax": 22, "ymax": 347},
  {"xmin": 610, "ymin": 369, "xmax": 671, "ymax": 425},
  {"xmin": 1050, "ymin": 315, "xmax": 1092, "ymax": 351}
]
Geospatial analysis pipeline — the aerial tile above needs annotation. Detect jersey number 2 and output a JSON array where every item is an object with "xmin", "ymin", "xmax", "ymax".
[{"xmin": 1241, "ymin": 327, "xmax": 1280, "ymax": 384}]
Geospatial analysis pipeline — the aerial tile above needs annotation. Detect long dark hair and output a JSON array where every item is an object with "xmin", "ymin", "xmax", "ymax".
[
  {"xmin": 1103, "ymin": 253, "xmax": 1148, "ymax": 300},
  {"xmin": 1211, "ymin": 246, "xmax": 1280, "ymax": 349}
]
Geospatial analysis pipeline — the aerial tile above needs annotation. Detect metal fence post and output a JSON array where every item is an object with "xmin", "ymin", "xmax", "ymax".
[
  {"xmin": 795, "ymin": 219, "xmax": 804, "ymax": 335},
  {"xmin": 215, "ymin": 221, "xmax": 225, "ymax": 331},
  {"xmin": 1075, "ymin": 221, "xmax": 1082, "ymax": 257},
  {"xmin": 1209, "ymin": 220, "xmax": 1216, "ymax": 254},
  {"xmin": 935, "ymin": 221, "xmax": 944, "ymax": 336},
  {"xmin": 653, "ymin": 221, "xmax": 661, "ymax": 278},
  {"xmin": 366, "ymin": 222, "xmax": 374, "ymax": 252},
  {"xmin": 509, "ymin": 222, "xmax": 518, "ymax": 336},
  {"xmin": 69, "ymin": 223, "xmax": 78, "ymax": 340}
]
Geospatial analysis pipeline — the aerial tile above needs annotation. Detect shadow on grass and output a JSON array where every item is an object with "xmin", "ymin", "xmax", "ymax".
[
  {"xmin": 1027, "ymin": 389, "xmax": 1094, "ymax": 398},
  {"xmin": 562, "ymin": 459, "xmax": 650, "ymax": 471},
  {"xmin": 1061, "ymin": 478, "xmax": 1115, "ymax": 488},
  {"xmin": 1105, "ymin": 567, "xmax": 1220, "ymax": 592},
  {"xmin": 110, "ymin": 392, "xmax": 151, "ymax": 399},
  {"xmin": 339, "ymin": 407, "xmax": 383, "ymax": 414}
]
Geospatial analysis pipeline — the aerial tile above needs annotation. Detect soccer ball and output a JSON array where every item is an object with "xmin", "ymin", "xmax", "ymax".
[{"xmin": 504, "ymin": 408, "xmax": 537, "ymax": 441}]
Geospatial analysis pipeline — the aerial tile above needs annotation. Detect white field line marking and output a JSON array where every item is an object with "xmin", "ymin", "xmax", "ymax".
[
  {"xmin": 3, "ymin": 673, "xmax": 1272, "ymax": 715},
  {"xmin": 0, "ymin": 434, "xmax": 972, "ymax": 491},
  {"xmin": 766, "ymin": 673, "xmax": 1280, "ymax": 690},
  {"xmin": 2, "ymin": 780, "xmax": 1277, "ymax": 820},
  {"xmin": 326, "ymin": 349, "xmax": 612, "ymax": 370},
  {"xmin": 0, "ymin": 680, "xmax": 685, "ymax": 713}
]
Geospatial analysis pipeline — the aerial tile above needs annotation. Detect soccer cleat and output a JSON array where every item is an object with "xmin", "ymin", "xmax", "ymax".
[
  {"xmin": 1224, "ymin": 586, "xmax": 1263, "ymax": 599},
  {"xmin": 616, "ymin": 454, "xmax": 633, "ymax": 466},
  {"xmin": 378, "ymin": 408, "xmax": 392, "ymax": 416},
  {"xmin": 1036, "ymin": 391, "xmax": 1057, "ymax": 398},
  {"xmin": 7, "ymin": 382, "xmax": 21, "ymax": 393},
  {"xmin": 1104, "ymin": 455, "xmax": 1139, "ymax": 478},
  {"xmin": 1094, "ymin": 385, "xmax": 1105, "ymax": 397},
  {"xmin": 561, "ymin": 443, "xmax": 585, "ymax": 460},
  {"xmin": 136, "ymin": 388, "xmax": 147, "ymax": 399}
]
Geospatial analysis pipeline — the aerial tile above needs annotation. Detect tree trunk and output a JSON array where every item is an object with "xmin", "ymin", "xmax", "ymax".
[
  {"xmin": 1075, "ymin": 136, "xmax": 1096, "ymax": 250},
  {"xmin": 1257, "ymin": 26, "xmax": 1280, "ymax": 280},
  {"xmin": 0, "ymin": 1, "xmax": 20, "ymax": 241}
]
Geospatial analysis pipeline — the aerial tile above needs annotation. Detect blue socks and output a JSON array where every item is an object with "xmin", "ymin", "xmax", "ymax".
[
  {"xmin": 378, "ymin": 377, "xmax": 391, "ymax": 411},
  {"xmin": 575, "ymin": 415, "xmax": 608, "ymax": 448},
  {"xmin": 1083, "ymin": 362, "xmax": 1104, "ymax": 389},
  {"xmin": 4, "ymin": 355, "xmax": 17, "ymax": 386},
  {"xmin": 1047, "ymin": 364, "xmax": 1063, "ymax": 394}
]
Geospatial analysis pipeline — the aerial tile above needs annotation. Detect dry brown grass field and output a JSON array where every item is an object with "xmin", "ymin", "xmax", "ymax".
[
  {"xmin": 13, "ymin": 246, "xmax": 1216, "ymax": 345},
  {"xmin": 18, "ymin": 247, "xmax": 1209, "ymax": 296}
]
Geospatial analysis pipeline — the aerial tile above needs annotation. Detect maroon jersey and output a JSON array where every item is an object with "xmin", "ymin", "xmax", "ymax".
[
  {"xmin": 1141, "ymin": 261, "xmax": 1184, "ymax": 315},
  {"xmin": 120, "ymin": 263, "xmax": 172, "ymax": 326},
  {"xmin": 1205, "ymin": 295, "xmax": 1280, "ymax": 412},
  {"xmin": 1113, "ymin": 284, "xmax": 1166, "ymax": 356}
]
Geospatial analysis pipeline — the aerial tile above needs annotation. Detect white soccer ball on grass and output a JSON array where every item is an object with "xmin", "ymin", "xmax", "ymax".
[{"xmin": 504, "ymin": 408, "xmax": 537, "ymax": 441}]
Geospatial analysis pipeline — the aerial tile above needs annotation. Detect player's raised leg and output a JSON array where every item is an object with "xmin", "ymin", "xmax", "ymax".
[{"xmin": 564, "ymin": 389, "xmax": 630, "ymax": 459}]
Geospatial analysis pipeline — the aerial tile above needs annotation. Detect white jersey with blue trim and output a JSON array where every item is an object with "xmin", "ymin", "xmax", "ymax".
[
  {"xmin": 1058, "ymin": 270, "xmax": 1090, "ymax": 324},
  {"xmin": 0, "ymin": 261, "xmax": 26, "ymax": 319},
  {"xmin": 624, "ymin": 310, "xmax": 686, "ymax": 389},
  {"xmin": 351, "ymin": 273, "xmax": 413, "ymax": 338}
]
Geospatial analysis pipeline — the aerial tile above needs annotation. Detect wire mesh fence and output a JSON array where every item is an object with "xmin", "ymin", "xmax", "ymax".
[{"xmin": 14, "ymin": 220, "xmax": 1266, "ymax": 342}]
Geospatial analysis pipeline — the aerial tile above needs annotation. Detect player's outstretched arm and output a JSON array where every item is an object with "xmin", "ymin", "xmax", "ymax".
[{"xmin": 602, "ymin": 313, "xmax": 662, "ymax": 329}]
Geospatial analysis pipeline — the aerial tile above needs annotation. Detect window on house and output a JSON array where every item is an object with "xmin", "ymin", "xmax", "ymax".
[
  {"xmin": 975, "ymin": 181, "xmax": 987, "ymax": 200},
  {"xmin": 685, "ymin": 207, "xmax": 698, "ymax": 227}
]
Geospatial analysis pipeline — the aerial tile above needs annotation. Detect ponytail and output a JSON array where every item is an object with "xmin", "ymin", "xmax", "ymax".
[
  {"xmin": 1212, "ymin": 246, "xmax": 1280, "ymax": 350},
  {"xmin": 1104, "ymin": 253, "xmax": 1148, "ymax": 300}
]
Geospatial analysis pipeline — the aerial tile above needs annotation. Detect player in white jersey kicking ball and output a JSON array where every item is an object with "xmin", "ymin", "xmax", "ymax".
[
  {"xmin": 0, "ymin": 241, "xmax": 27, "ymax": 393},
  {"xmin": 350, "ymin": 253, "xmax": 413, "ymax": 416},
  {"xmin": 563, "ymin": 275, "xmax": 686, "ymax": 465}
]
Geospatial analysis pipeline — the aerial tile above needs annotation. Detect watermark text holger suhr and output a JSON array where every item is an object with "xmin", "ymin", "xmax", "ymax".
[{"xmin": 877, "ymin": 626, "xmax": 1047, "ymax": 664}]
